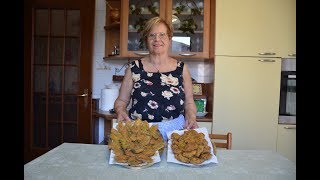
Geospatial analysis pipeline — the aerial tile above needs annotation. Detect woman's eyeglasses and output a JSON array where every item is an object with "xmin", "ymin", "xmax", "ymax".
[{"xmin": 148, "ymin": 32, "xmax": 167, "ymax": 40}]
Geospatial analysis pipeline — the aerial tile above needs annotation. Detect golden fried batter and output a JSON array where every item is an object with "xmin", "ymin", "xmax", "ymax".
[
  {"xmin": 109, "ymin": 118, "xmax": 164, "ymax": 166},
  {"xmin": 170, "ymin": 129, "xmax": 212, "ymax": 165}
]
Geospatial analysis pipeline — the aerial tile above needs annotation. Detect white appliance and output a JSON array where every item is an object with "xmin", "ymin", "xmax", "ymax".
[{"xmin": 212, "ymin": 0, "xmax": 286, "ymax": 150}]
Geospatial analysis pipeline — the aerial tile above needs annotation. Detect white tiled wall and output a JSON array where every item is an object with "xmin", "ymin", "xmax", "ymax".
[{"xmin": 92, "ymin": 0, "xmax": 213, "ymax": 143}]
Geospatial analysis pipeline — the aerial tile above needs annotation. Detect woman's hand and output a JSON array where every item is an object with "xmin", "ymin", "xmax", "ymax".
[
  {"xmin": 116, "ymin": 110, "xmax": 131, "ymax": 123},
  {"xmin": 184, "ymin": 112, "xmax": 198, "ymax": 129}
]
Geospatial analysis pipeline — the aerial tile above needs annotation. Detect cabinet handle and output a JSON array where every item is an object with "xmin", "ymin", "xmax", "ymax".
[
  {"xmin": 284, "ymin": 126, "xmax": 296, "ymax": 129},
  {"xmin": 134, "ymin": 52, "xmax": 149, "ymax": 56},
  {"xmin": 179, "ymin": 53, "xmax": 196, "ymax": 56},
  {"xmin": 258, "ymin": 52, "xmax": 276, "ymax": 55},
  {"xmin": 288, "ymin": 53, "xmax": 296, "ymax": 57},
  {"xmin": 258, "ymin": 59, "xmax": 275, "ymax": 62}
]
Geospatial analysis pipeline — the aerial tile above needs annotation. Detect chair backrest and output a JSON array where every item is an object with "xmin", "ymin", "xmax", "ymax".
[{"xmin": 209, "ymin": 132, "xmax": 232, "ymax": 150}]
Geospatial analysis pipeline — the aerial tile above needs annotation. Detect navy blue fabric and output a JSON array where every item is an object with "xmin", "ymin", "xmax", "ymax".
[{"xmin": 128, "ymin": 59, "xmax": 185, "ymax": 122}]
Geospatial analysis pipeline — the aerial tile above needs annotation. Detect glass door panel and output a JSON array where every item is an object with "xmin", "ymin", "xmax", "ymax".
[
  {"xmin": 120, "ymin": 0, "xmax": 165, "ymax": 57},
  {"xmin": 51, "ymin": 10, "xmax": 65, "ymax": 36},
  {"xmin": 171, "ymin": 0, "xmax": 204, "ymax": 53},
  {"xmin": 127, "ymin": 0, "xmax": 161, "ymax": 51},
  {"xmin": 33, "ymin": 8, "xmax": 81, "ymax": 149},
  {"xmin": 66, "ymin": 10, "xmax": 80, "ymax": 37}
]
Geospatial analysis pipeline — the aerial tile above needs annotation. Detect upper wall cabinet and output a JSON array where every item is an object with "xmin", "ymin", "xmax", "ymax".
[
  {"xmin": 104, "ymin": 0, "xmax": 121, "ymax": 59},
  {"xmin": 215, "ymin": 0, "xmax": 296, "ymax": 58},
  {"xmin": 117, "ymin": 0, "xmax": 213, "ymax": 60}
]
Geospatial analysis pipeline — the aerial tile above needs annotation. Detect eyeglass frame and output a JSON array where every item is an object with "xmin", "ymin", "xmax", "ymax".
[{"xmin": 147, "ymin": 32, "xmax": 168, "ymax": 40}]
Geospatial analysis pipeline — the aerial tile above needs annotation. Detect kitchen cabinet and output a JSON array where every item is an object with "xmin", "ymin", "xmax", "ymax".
[
  {"xmin": 212, "ymin": 56, "xmax": 281, "ymax": 150},
  {"xmin": 277, "ymin": 124, "xmax": 296, "ymax": 163},
  {"xmin": 104, "ymin": 0, "xmax": 121, "ymax": 59},
  {"xmin": 108, "ymin": 0, "xmax": 213, "ymax": 59},
  {"xmin": 215, "ymin": 0, "xmax": 296, "ymax": 58}
]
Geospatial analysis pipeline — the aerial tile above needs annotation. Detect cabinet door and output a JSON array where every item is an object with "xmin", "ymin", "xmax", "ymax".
[
  {"xmin": 277, "ymin": 124, "xmax": 296, "ymax": 163},
  {"xmin": 167, "ymin": 0, "xmax": 211, "ymax": 59},
  {"xmin": 215, "ymin": 0, "xmax": 296, "ymax": 58},
  {"xmin": 120, "ymin": 0, "xmax": 166, "ymax": 57},
  {"xmin": 119, "ymin": 0, "xmax": 212, "ymax": 59},
  {"xmin": 212, "ymin": 56, "xmax": 281, "ymax": 150}
]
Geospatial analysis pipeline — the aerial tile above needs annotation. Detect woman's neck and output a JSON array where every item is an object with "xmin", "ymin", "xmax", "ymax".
[{"xmin": 148, "ymin": 54, "xmax": 169, "ymax": 66}]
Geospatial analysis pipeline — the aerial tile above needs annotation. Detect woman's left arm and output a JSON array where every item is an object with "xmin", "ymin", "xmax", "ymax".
[{"xmin": 182, "ymin": 64, "xmax": 198, "ymax": 129}]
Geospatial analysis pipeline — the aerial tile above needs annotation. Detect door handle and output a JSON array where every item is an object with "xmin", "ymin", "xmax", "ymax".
[
  {"xmin": 284, "ymin": 126, "xmax": 296, "ymax": 129},
  {"xmin": 78, "ymin": 89, "xmax": 89, "ymax": 108}
]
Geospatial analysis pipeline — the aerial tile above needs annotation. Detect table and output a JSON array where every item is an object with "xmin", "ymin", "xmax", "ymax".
[
  {"xmin": 92, "ymin": 109, "xmax": 117, "ymax": 144},
  {"xmin": 24, "ymin": 143, "xmax": 296, "ymax": 180}
]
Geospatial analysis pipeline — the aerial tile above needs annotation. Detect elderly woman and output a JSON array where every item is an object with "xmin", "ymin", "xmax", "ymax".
[{"xmin": 113, "ymin": 16, "xmax": 198, "ymax": 141}]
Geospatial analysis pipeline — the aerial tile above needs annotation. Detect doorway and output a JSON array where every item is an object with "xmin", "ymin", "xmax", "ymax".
[{"xmin": 24, "ymin": 0, "xmax": 95, "ymax": 163}]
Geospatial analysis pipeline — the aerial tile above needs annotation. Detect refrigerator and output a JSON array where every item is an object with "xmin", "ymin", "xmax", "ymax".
[
  {"xmin": 212, "ymin": 56, "xmax": 281, "ymax": 150},
  {"xmin": 212, "ymin": 0, "xmax": 284, "ymax": 150}
]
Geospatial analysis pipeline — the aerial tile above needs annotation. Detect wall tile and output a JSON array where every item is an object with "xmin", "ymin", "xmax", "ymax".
[
  {"xmin": 95, "ymin": 0, "xmax": 106, "ymax": 11},
  {"xmin": 95, "ymin": 10, "xmax": 105, "ymax": 31},
  {"xmin": 93, "ymin": 31, "xmax": 105, "ymax": 53}
]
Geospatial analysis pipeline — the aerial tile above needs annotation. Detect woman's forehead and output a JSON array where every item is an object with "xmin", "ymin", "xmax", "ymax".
[{"xmin": 150, "ymin": 23, "xmax": 167, "ymax": 33}]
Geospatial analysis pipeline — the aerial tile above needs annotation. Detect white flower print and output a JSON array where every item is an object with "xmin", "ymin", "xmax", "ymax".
[
  {"xmin": 170, "ymin": 87, "xmax": 180, "ymax": 94},
  {"xmin": 147, "ymin": 72, "xmax": 153, "ymax": 77},
  {"xmin": 143, "ymin": 79, "xmax": 153, "ymax": 86},
  {"xmin": 148, "ymin": 114, "xmax": 154, "ymax": 120},
  {"xmin": 131, "ymin": 110, "xmax": 142, "ymax": 120},
  {"xmin": 162, "ymin": 116, "xmax": 174, "ymax": 120},
  {"xmin": 133, "ymin": 82, "xmax": 141, "ymax": 88},
  {"xmin": 162, "ymin": 90, "xmax": 173, "ymax": 100},
  {"xmin": 160, "ymin": 73, "xmax": 179, "ymax": 86},
  {"xmin": 133, "ymin": 98, "xmax": 138, "ymax": 105},
  {"xmin": 147, "ymin": 100, "xmax": 159, "ymax": 109},
  {"xmin": 180, "ymin": 99, "xmax": 184, "ymax": 105},
  {"xmin": 179, "ymin": 85, "xmax": 185, "ymax": 92},
  {"xmin": 166, "ymin": 105, "xmax": 176, "ymax": 111},
  {"xmin": 132, "ymin": 72, "xmax": 141, "ymax": 82},
  {"xmin": 141, "ymin": 92, "xmax": 148, "ymax": 97},
  {"xmin": 162, "ymin": 116, "xmax": 169, "ymax": 120}
]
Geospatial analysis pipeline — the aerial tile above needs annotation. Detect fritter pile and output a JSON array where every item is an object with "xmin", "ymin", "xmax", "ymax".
[
  {"xmin": 170, "ymin": 129, "xmax": 212, "ymax": 164},
  {"xmin": 108, "ymin": 119, "xmax": 164, "ymax": 166}
]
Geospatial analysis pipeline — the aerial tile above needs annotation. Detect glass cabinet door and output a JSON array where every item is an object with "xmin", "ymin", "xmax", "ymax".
[
  {"xmin": 119, "ymin": 0, "xmax": 211, "ymax": 59},
  {"xmin": 120, "ymin": 0, "xmax": 165, "ymax": 57},
  {"xmin": 167, "ymin": 0, "xmax": 210, "ymax": 59}
]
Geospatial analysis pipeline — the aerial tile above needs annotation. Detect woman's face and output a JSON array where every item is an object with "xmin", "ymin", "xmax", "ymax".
[{"xmin": 147, "ymin": 23, "xmax": 171, "ymax": 55}]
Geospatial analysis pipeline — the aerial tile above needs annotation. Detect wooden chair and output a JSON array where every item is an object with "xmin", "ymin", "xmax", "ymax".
[{"xmin": 209, "ymin": 132, "xmax": 232, "ymax": 155}]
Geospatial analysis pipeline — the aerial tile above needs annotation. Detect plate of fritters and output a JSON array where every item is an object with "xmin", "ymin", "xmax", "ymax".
[
  {"xmin": 166, "ymin": 127, "xmax": 218, "ymax": 167},
  {"xmin": 108, "ymin": 119, "xmax": 165, "ymax": 169}
]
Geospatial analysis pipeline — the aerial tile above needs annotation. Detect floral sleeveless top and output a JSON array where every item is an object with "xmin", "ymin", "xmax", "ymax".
[{"xmin": 128, "ymin": 60, "xmax": 185, "ymax": 122}]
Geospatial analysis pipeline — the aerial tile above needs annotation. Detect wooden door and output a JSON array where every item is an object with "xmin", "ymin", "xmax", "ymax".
[{"xmin": 24, "ymin": 0, "xmax": 95, "ymax": 163}]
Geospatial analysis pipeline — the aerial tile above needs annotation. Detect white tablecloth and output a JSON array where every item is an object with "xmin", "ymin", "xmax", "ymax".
[{"xmin": 24, "ymin": 143, "xmax": 296, "ymax": 180}]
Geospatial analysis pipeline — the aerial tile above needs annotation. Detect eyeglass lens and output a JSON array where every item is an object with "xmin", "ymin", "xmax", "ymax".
[{"xmin": 149, "ymin": 32, "xmax": 167, "ymax": 40}]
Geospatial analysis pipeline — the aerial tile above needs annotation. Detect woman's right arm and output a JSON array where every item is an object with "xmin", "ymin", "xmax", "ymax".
[{"xmin": 114, "ymin": 66, "xmax": 133, "ymax": 122}]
